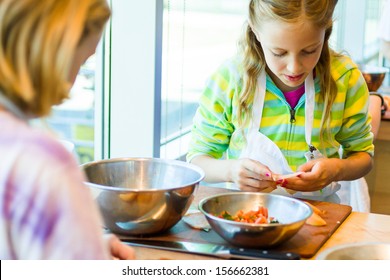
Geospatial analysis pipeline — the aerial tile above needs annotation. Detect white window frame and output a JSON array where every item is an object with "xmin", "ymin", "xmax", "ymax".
[{"xmin": 100, "ymin": 0, "xmax": 163, "ymax": 159}]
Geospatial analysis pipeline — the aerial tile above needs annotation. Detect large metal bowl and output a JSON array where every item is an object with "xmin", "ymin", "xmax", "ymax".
[
  {"xmin": 81, "ymin": 157, "xmax": 204, "ymax": 235},
  {"xmin": 316, "ymin": 242, "xmax": 390, "ymax": 260},
  {"xmin": 199, "ymin": 192, "xmax": 312, "ymax": 248},
  {"xmin": 359, "ymin": 64, "xmax": 389, "ymax": 92}
]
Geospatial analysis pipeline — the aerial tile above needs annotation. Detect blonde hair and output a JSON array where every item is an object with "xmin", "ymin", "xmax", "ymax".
[
  {"xmin": 238, "ymin": 0, "xmax": 338, "ymax": 144},
  {"xmin": 0, "ymin": 0, "xmax": 111, "ymax": 117}
]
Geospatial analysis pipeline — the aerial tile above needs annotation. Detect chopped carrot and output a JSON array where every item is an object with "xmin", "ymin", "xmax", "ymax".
[
  {"xmin": 304, "ymin": 202, "xmax": 327, "ymax": 226},
  {"xmin": 305, "ymin": 201, "xmax": 326, "ymax": 215},
  {"xmin": 216, "ymin": 206, "xmax": 279, "ymax": 224},
  {"xmin": 255, "ymin": 216, "xmax": 267, "ymax": 224},
  {"xmin": 306, "ymin": 212, "xmax": 326, "ymax": 226}
]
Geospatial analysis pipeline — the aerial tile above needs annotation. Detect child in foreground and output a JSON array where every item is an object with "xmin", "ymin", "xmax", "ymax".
[{"xmin": 0, "ymin": 0, "xmax": 135, "ymax": 259}]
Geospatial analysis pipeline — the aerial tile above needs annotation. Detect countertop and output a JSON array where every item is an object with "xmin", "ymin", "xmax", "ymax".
[{"xmin": 121, "ymin": 185, "xmax": 390, "ymax": 260}]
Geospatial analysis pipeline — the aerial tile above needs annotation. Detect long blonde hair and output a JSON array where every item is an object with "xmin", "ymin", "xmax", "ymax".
[
  {"xmin": 238, "ymin": 0, "xmax": 338, "ymax": 143},
  {"xmin": 0, "ymin": 0, "xmax": 111, "ymax": 117}
]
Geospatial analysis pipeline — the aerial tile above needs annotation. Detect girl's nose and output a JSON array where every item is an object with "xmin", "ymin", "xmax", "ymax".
[{"xmin": 286, "ymin": 57, "xmax": 302, "ymax": 74}]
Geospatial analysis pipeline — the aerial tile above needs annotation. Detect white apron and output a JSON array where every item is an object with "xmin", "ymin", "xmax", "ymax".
[{"xmin": 239, "ymin": 70, "xmax": 370, "ymax": 212}]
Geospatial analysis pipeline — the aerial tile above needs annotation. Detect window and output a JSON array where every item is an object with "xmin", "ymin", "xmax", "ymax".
[
  {"xmin": 160, "ymin": 0, "xmax": 249, "ymax": 159},
  {"xmin": 106, "ymin": 0, "xmax": 248, "ymax": 160},
  {"xmin": 333, "ymin": 0, "xmax": 384, "ymax": 65},
  {"xmin": 46, "ymin": 58, "xmax": 97, "ymax": 163}
]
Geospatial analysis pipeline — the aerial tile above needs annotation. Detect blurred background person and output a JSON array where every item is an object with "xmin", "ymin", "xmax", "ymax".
[{"xmin": 0, "ymin": 0, "xmax": 135, "ymax": 259}]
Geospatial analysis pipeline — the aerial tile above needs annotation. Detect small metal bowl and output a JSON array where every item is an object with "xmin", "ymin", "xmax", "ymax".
[
  {"xmin": 359, "ymin": 64, "xmax": 389, "ymax": 92},
  {"xmin": 199, "ymin": 192, "xmax": 312, "ymax": 248},
  {"xmin": 316, "ymin": 242, "xmax": 390, "ymax": 260},
  {"xmin": 81, "ymin": 157, "xmax": 204, "ymax": 236}
]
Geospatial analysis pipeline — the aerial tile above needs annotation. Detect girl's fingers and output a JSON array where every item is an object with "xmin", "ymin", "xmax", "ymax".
[
  {"xmin": 243, "ymin": 159, "xmax": 273, "ymax": 179},
  {"xmin": 272, "ymin": 171, "xmax": 304, "ymax": 181},
  {"xmin": 239, "ymin": 177, "xmax": 277, "ymax": 191},
  {"xmin": 105, "ymin": 234, "xmax": 136, "ymax": 260}
]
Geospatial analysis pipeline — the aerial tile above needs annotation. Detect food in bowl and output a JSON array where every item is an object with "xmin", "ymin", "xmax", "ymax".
[
  {"xmin": 199, "ymin": 192, "xmax": 312, "ymax": 248},
  {"xmin": 81, "ymin": 157, "xmax": 205, "ymax": 236},
  {"xmin": 217, "ymin": 206, "xmax": 279, "ymax": 224}
]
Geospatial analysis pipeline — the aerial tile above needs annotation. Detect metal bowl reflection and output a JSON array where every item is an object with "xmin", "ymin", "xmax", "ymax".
[
  {"xmin": 359, "ymin": 64, "xmax": 389, "ymax": 92},
  {"xmin": 199, "ymin": 192, "xmax": 312, "ymax": 248},
  {"xmin": 81, "ymin": 157, "xmax": 204, "ymax": 236}
]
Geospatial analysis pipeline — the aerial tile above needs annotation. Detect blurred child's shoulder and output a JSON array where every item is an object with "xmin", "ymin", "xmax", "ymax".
[{"xmin": 13, "ymin": 121, "xmax": 76, "ymax": 168}]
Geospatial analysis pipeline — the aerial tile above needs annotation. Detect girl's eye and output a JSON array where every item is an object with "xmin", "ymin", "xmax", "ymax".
[
  {"xmin": 303, "ymin": 49, "xmax": 317, "ymax": 55},
  {"xmin": 272, "ymin": 52, "xmax": 285, "ymax": 57},
  {"xmin": 271, "ymin": 49, "xmax": 317, "ymax": 57}
]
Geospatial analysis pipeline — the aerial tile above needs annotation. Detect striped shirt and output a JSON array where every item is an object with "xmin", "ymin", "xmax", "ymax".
[
  {"xmin": 187, "ymin": 54, "xmax": 374, "ymax": 171},
  {"xmin": 0, "ymin": 111, "xmax": 109, "ymax": 259}
]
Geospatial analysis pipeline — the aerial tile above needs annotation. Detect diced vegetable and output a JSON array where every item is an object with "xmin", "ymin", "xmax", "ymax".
[
  {"xmin": 304, "ymin": 201, "xmax": 326, "ymax": 216},
  {"xmin": 216, "ymin": 206, "xmax": 279, "ymax": 224},
  {"xmin": 304, "ymin": 201, "xmax": 327, "ymax": 226},
  {"xmin": 220, "ymin": 211, "xmax": 233, "ymax": 221},
  {"xmin": 306, "ymin": 212, "xmax": 326, "ymax": 226}
]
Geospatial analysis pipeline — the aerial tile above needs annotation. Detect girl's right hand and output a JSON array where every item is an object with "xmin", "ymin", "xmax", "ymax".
[{"xmin": 230, "ymin": 158, "xmax": 278, "ymax": 192}]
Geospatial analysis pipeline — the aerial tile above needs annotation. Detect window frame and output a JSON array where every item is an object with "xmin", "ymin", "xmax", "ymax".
[{"xmin": 103, "ymin": 0, "xmax": 163, "ymax": 159}]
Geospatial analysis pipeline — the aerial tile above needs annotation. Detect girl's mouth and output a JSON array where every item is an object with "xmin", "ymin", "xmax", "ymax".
[{"xmin": 284, "ymin": 74, "xmax": 304, "ymax": 82}]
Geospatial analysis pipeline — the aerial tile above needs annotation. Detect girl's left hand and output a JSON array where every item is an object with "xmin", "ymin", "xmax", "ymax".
[{"xmin": 280, "ymin": 158, "xmax": 341, "ymax": 192}]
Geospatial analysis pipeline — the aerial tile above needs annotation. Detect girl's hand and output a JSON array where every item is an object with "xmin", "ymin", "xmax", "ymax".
[
  {"xmin": 280, "ymin": 158, "xmax": 341, "ymax": 192},
  {"xmin": 230, "ymin": 158, "xmax": 278, "ymax": 192},
  {"xmin": 104, "ymin": 234, "xmax": 136, "ymax": 260}
]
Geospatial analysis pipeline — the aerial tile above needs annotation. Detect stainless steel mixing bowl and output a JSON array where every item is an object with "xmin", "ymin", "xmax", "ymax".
[
  {"xmin": 199, "ymin": 192, "xmax": 312, "ymax": 248},
  {"xmin": 358, "ymin": 64, "xmax": 389, "ymax": 92},
  {"xmin": 81, "ymin": 157, "xmax": 205, "ymax": 235},
  {"xmin": 316, "ymin": 242, "xmax": 390, "ymax": 260}
]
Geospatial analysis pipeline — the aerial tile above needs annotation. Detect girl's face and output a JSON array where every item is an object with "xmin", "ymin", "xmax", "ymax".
[
  {"xmin": 68, "ymin": 30, "xmax": 103, "ymax": 85},
  {"xmin": 254, "ymin": 19, "xmax": 325, "ymax": 92}
]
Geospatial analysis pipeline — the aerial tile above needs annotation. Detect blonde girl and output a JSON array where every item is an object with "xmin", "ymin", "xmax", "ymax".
[{"xmin": 188, "ymin": 0, "xmax": 374, "ymax": 211}]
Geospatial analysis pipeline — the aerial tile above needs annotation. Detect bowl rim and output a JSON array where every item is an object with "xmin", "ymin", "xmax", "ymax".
[
  {"xmin": 198, "ymin": 192, "xmax": 313, "ymax": 228},
  {"xmin": 81, "ymin": 157, "xmax": 205, "ymax": 191}
]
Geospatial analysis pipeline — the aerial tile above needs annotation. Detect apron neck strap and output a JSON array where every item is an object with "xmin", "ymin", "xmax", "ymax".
[
  {"xmin": 251, "ymin": 70, "xmax": 266, "ymax": 129},
  {"xmin": 304, "ymin": 71, "xmax": 315, "ymax": 147}
]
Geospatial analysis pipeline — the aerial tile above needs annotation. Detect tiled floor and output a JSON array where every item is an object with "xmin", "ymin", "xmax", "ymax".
[{"xmin": 365, "ymin": 123, "xmax": 390, "ymax": 215}]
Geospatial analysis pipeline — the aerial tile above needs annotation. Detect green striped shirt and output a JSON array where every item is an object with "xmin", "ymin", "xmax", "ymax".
[{"xmin": 187, "ymin": 54, "xmax": 374, "ymax": 172}]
